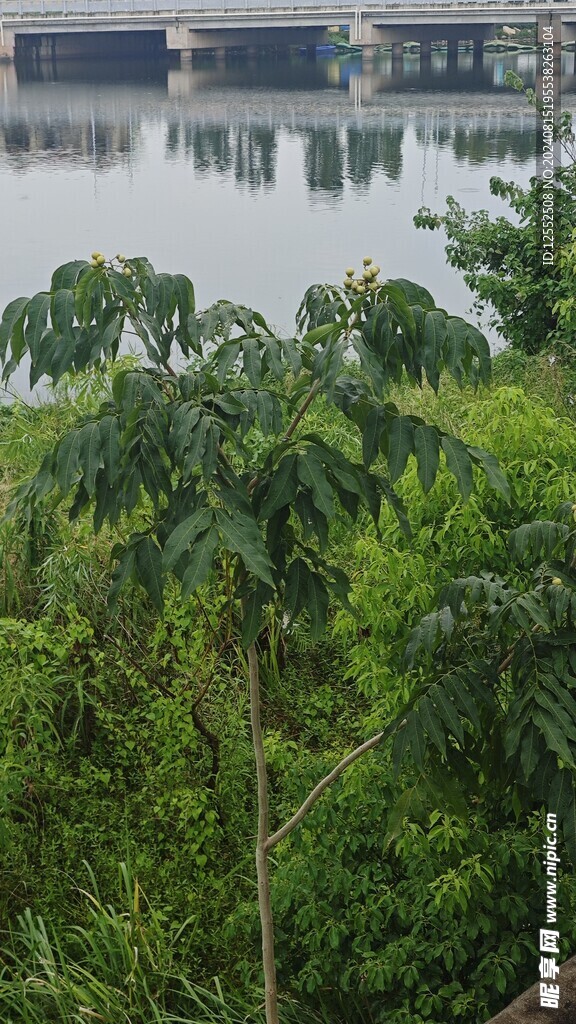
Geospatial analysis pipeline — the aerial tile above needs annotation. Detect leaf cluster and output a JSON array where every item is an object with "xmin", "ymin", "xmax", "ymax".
[{"xmin": 0, "ymin": 258, "xmax": 507, "ymax": 648}]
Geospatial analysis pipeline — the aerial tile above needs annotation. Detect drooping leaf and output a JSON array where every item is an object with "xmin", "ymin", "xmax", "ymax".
[
  {"xmin": 297, "ymin": 455, "xmax": 334, "ymax": 519},
  {"xmin": 77, "ymin": 421, "xmax": 102, "ymax": 497},
  {"xmin": 362, "ymin": 406, "xmax": 387, "ymax": 470},
  {"xmin": 163, "ymin": 508, "xmax": 214, "ymax": 571},
  {"xmin": 441, "ymin": 435, "xmax": 473, "ymax": 501},
  {"xmin": 387, "ymin": 416, "xmax": 415, "ymax": 484},
  {"xmin": 414, "ymin": 424, "xmax": 440, "ymax": 494},
  {"xmin": 55, "ymin": 431, "xmax": 81, "ymax": 497},
  {"xmin": 418, "ymin": 696, "xmax": 446, "ymax": 756},
  {"xmin": 307, "ymin": 571, "xmax": 330, "ymax": 641},
  {"xmin": 215, "ymin": 509, "xmax": 274, "ymax": 585},
  {"xmin": 259, "ymin": 453, "xmax": 299, "ymax": 521},
  {"xmin": 135, "ymin": 536, "xmax": 165, "ymax": 613},
  {"xmin": 24, "ymin": 293, "xmax": 51, "ymax": 363},
  {"xmin": 0, "ymin": 294, "xmax": 28, "ymax": 366},
  {"xmin": 180, "ymin": 527, "xmax": 218, "ymax": 599}
]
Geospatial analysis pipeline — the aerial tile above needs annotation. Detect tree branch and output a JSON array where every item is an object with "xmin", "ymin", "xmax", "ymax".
[{"xmin": 265, "ymin": 728, "xmax": 397, "ymax": 852}]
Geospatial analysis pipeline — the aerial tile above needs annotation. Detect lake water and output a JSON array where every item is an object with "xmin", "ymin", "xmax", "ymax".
[{"xmin": 1, "ymin": 49, "xmax": 575, "ymax": 394}]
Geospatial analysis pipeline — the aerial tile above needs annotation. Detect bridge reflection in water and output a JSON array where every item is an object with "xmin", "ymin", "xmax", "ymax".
[{"xmin": 1, "ymin": 50, "xmax": 569, "ymax": 197}]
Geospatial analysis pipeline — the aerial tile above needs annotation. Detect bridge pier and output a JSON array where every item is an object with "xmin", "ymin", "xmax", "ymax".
[
  {"xmin": 446, "ymin": 38, "xmax": 458, "ymax": 65},
  {"xmin": 391, "ymin": 41, "xmax": 403, "ymax": 62},
  {"xmin": 0, "ymin": 27, "xmax": 15, "ymax": 61},
  {"xmin": 473, "ymin": 37, "xmax": 484, "ymax": 67},
  {"xmin": 420, "ymin": 40, "xmax": 432, "ymax": 63}
]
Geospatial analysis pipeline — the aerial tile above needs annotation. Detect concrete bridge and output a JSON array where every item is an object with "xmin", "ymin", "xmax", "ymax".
[{"xmin": 0, "ymin": 1, "xmax": 574, "ymax": 63}]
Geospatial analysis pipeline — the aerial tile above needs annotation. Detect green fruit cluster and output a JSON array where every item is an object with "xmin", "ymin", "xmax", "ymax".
[
  {"xmin": 88, "ymin": 252, "xmax": 131, "ymax": 276},
  {"xmin": 343, "ymin": 257, "xmax": 381, "ymax": 295}
]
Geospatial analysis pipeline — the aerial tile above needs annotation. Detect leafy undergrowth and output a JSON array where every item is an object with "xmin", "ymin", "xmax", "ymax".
[{"xmin": 1, "ymin": 375, "xmax": 576, "ymax": 1023}]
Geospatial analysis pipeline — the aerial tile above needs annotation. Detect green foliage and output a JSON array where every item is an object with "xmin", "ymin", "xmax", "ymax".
[
  {"xmin": 1, "ymin": 251, "xmax": 567, "ymax": 1023},
  {"xmin": 0, "ymin": 861, "xmax": 339, "ymax": 1024},
  {"xmin": 231, "ymin": 762, "xmax": 576, "ymax": 1023},
  {"xmin": 0, "ymin": 255, "xmax": 505, "ymax": 650},
  {"xmin": 414, "ymin": 79, "xmax": 576, "ymax": 354}
]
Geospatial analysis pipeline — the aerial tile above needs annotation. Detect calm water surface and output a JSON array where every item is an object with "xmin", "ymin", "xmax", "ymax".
[{"xmin": 1, "ymin": 50, "xmax": 576, "ymax": 393}]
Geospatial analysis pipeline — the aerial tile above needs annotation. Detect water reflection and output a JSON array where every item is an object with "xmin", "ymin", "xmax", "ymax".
[
  {"xmin": 1, "ymin": 48, "xmax": 575, "ymax": 396},
  {"xmin": 2, "ymin": 49, "xmax": 568, "ymax": 191}
]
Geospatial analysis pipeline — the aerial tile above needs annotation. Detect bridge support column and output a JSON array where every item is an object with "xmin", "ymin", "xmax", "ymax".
[
  {"xmin": 180, "ymin": 48, "xmax": 193, "ymax": 63},
  {"xmin": 0, "ymin": 27, "xmax": 15, "ymax": 61},
  {"xmin": 361, "ymin": 43, "xmax": 375, "ymax": 62},
  {"xmin": 391, "ymin": 41, "xmax": 403, "ymax": 61},
  {"xmin": 473, "ymin": 38, "xmax": 484, "ymax": 67},
  {"xmin": 214, "ymin": 46, "xmax": 226, "ymax": 62},
  {"xmin": 420, "ymin": 40, "xmax": 431, "ymax": 63},
  {"xmin": 447, "ymin": 38, "xmax": 458, "ymax": 65},
  {"xmin": 537, "ymin": 15, "xmax": 562, "ymax": 67}
]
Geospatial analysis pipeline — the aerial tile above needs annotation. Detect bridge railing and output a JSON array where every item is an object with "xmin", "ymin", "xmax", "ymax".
[{"xmin": 0, "ymin": 0, "xmax": 558, "ymax": 17}]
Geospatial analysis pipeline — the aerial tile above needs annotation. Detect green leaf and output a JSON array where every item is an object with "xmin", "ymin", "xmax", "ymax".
[
  {"xmin": 24, "ymin": 293, "xmax": 51, "ymax": 363},
  {"xmin": 242, "ymin": 338, "xmax": 262, "ymax": 387},
  {"xmin": 388, "ymin": 416, "xmax": 415, "ymax": 484},
  {"xmin": 422, "ymin": 310, "xmax": 447, "ymax": 392},
  {"xmin": 0, "ymin": 296, "xmax": 29, "ymax": 363},
  {"xmin": 180, "ymin": 527, "xmax": 219, "ymax": 599},
  {"xmin": 256, "ymin": 392, "xmax": 282, "ymax": 436},
  {"xmin": 78, "ymin": 422, "xmax": 102, "ymax": 497},
  {"xmin": 107, "ymin": 546, "xmax": 136, "ymax": 612},
  {"xmin": 99, "ymin": 416, "xmax": 121, "ymax": 485},
  {"xmin": 135, "ymin": 536, "xmax": 165, "ymax": 613},
  {"xmin": 52, "ymin": 289, "xmax": 77, "ymax": 345},
  {"xmin": 259, "ymin": 453, "xmax": 299, "ymax": 521},
  {"xmin": 297, "ymin": 455, "xmax": 334, "ymax": 519},
  {"xmin": 532, "ymin": 710, "xmax": 574, "ymax": 764},
  {"xmin": 163, "ymin": 508, "xmax": 214, "ymax": 571},
  {"xmin": 407, "ymin": 715, "xmax": 426, "ymax": 771},
  {"xmin": 215, "ymin": 509, "xmax": 274, "ymax": 585},
  {"xmin": 284, "ymin": 557, "xmax": 311, "ymax": 623},
  {"xmin": 215, "ymin": 341, "xmax": 241, "ymax": 384},
  {"xmin": 468, "ymin": 446, "xmax": 510, "ymax": 501},
  {"xmin": 441, "ymin": 435, "xmax": 473, "ymax": 501},
  {"xmin": 383, "ymin": 784, "xmax": 425, "ymax": 848},
  {"xmin": 414, "ymin": 425, "xmax": 440, "ymax": 493},
  {"xmin": 429, "ymin": 684, "xmax": 465, "ymax": 745},
  {"xmin": 56, "ymin": 431, "xmax": 81, "ymax": 497},
  {"xmin": 262, "ymin": 336, "xmax": 284, "ymax": 380},
  {"xmin": 519, "ymin": 722, "xmax": 541, "ymax": 781},
  {"xmin": 241, "ymin": 585, "xmax": 271, "ymax": 649},
  {"xmin": 173, "ymin": 273, "xmax": 195, "ymax": 323},
  {"xmin": 392, "ymin": 724, "xmax": 410, "ymax": 780},
  {"xmin": 418, "ymin": 696, "xmax": 446, "ymax": 756},
  {"xmin": 362, "ymin": 406, "xmax": 387, "ymax": 469},
  {"xmin": 183, "ymin": 417, "xmax": 210, "ymax": 481},
  {"xmin": 307, "ymin": 571, "xmax": 329, "ymax": 642},
  {"xmin": 51, "ymin": 260, "xmax": 87, "ymax": 292}
]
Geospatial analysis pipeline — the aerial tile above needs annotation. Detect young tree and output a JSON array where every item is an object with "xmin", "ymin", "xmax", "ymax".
[
  {"xmin": 414, "ymin": 75, "xmax": 576, "ymax": 355},
  {"xmin": 0, "ymin": 253, "xmax": 509, "ymax": 1023}
]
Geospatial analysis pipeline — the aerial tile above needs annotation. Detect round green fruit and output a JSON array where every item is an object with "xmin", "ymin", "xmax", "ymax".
[
  {"xmin": 345, "ymin": 267, "xmax": 355, "ymax": 277},
  {"xmin": 96, "ymin": 254, "xmax": 106, "ymax": 265},
  {"xmin": 552, "ymin": 577, "xmax": 563, "ymax": 586},
  {"xmin": 344, "ymin": 278, "xmax": 354, "ymax": 287},
  {"xmin": 123, "ymin": 267, "xmax": 132, "ymax": 277},
  {"xmin": 116, "ymin": 254, "xmax": 126, "ymax": 263},
  {"xmin": 90, "ymin": 259, "xmax": 98, "ymax": 268},
  {"xmin": 363, "ymin": 256, "xmax": 372, "ymax": 266}
]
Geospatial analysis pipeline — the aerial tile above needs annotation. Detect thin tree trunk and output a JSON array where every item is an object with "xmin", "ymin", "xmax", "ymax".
[{"xmin": 247, "ymin": 639, "xmax": 278, "ymax": 1024}]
